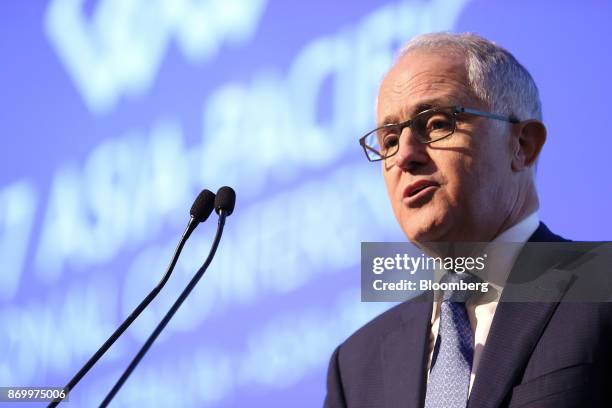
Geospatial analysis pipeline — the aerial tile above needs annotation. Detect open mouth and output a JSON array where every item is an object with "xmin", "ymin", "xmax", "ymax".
[
  {"xmin": 404, "ymin": 180, "xmax": 439, "ymax": 199},
  {"xmin": 408, "ymin": 184, "xmax": 433, "ymax": 197}
]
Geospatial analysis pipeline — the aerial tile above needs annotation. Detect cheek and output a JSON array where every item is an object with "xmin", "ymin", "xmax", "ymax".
[
  {"xmin": 382, "ymin": 167, "xmax": 401, "ymax": 211},
  {"xmin": 474, "ymin": 141, "xmax": 513, "ymax": 194},
  {"xmin": 473, "ymin": 125, "xmax": 514, "ymax": 179},
  {"xmin": 432, "ymin": 152, "xmax": 472, "ymax": 204},
  {"xmin": 437, "ymin": 138, "xmax": 510, "ymax": 214}
]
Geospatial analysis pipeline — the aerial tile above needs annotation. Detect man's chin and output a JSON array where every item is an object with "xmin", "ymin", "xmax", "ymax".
[
  {"xmin": 401, "ymin": 217, "xmax": 450, "ymax": 244},
  {"xmin": 404, "ymin": 226, "xmax": 440, "ymax": 243}
]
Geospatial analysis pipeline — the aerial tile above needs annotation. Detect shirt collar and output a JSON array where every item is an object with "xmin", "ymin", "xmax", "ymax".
[
  {"xmin": 482, "ymin": 211, "xmax": 540, "ymax": 298},
  {"xmin": 493, "ymin": 211, "xmax": 540, "ymax": 244}
]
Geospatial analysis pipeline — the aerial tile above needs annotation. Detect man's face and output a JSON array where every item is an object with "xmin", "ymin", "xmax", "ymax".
[{"xmin": 378, "ymin": 50, "xmax": 517, "ymax": 243}]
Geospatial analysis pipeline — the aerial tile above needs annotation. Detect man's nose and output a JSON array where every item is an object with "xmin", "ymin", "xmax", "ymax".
[{"xmin": 391, "ymin": 127, "xmax": 429, "ymax": 172}]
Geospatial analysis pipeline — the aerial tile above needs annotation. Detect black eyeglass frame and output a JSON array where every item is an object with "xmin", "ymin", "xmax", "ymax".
[{"xmin": 359, "ymin": 106, "xmax": 520, "ymax": 162}]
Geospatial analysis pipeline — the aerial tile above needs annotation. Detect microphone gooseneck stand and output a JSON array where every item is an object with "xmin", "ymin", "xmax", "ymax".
[
  {"xmin": 99, "ymin": 210, "xmax": 229, "ymax": 407},
  {"xmin": 48, "ymin": 189, "xmax": 216, "ymax": 407}
]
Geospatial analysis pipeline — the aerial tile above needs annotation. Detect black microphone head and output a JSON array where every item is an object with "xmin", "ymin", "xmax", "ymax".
[
  {"xmin": 214, "ymin": 186, "xmax": 236, "ymax": 216},
  {"xmin": 190, "ymin": 189, "xmax": 216, "ymax": 223}
]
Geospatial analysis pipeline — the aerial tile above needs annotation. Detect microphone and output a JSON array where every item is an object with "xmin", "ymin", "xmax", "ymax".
[
  {"xmin": 99, "ymin": 186, "xmax": 236, "ymax": 408},
  {"xmin": 214, "ymin": 185, "xmax": 236, "ymax": 216},
  {"xmin": 48, "ymin": 189, "xmax": 216, "ymax": 407},
  {"xmin": 191, "ymin": 189, "xmax": 217, "ymax": 223}
]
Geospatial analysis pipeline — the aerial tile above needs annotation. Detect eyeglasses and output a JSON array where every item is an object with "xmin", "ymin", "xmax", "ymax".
[{"xmin": 359, "ymin": 106, "xmax": 520, "ymax": 162}]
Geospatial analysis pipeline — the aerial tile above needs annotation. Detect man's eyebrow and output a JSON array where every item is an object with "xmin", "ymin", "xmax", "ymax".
[{"xmin": 378, "ymin": 99, "xmax": 455, "ymax": 127}]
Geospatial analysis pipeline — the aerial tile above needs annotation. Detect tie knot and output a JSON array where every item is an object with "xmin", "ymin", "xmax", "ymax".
[{"xmin": 438, "ymin": 271, "xmax": 483, "ymax": 302}]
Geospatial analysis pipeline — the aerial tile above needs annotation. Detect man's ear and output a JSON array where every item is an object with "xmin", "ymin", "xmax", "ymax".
[{"xmin": 511, "ymin": 120, "xmax": 547, "ymax": 171}]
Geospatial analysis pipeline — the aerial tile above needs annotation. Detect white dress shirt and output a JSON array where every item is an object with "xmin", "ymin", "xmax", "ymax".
[{"xmin": 426, "ymin": 212, "xmax": 540, "ymax": 394}]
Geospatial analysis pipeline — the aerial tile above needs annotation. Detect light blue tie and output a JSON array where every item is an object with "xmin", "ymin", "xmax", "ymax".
[{"xmin": 424, "ymin": 272, "xmax": 480, "ymax": 408}]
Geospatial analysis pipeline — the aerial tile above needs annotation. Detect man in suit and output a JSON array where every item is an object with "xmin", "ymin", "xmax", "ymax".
[{"xmin": 324, "ymin": 32, "xmax": 612, "ymax": 407}]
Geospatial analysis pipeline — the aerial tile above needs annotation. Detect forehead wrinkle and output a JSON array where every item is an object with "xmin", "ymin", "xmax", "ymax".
[
  {"xmin": 378, "ymin": 77, "xmax": 474, "ymax": 126},
  {"xmin": 376, "ymin": 52, "xmax": 478, "ymax": 125}
]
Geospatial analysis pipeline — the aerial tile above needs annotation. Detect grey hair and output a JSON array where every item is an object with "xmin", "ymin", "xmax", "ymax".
[{"xmin": 399, "ymin": 32, "xmax": 542, "ymax": 121}]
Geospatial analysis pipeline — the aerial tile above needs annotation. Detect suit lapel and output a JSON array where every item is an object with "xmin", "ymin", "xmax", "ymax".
[
  {"xmin": 468, "ymin": 223, "xmax": 571, "ymax": 408},
  {"xmin": 382, "ymin": 294, "xmax": 432, "ymax": 408},
  {"xmin": 467, "ymin": 301, "xmax": 562, "ymax": 408}
]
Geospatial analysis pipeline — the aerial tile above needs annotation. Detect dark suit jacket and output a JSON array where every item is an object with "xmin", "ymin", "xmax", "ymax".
[{"xmin": 324, "ymin": 223, "xmax": 612, "ymax": 407}]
